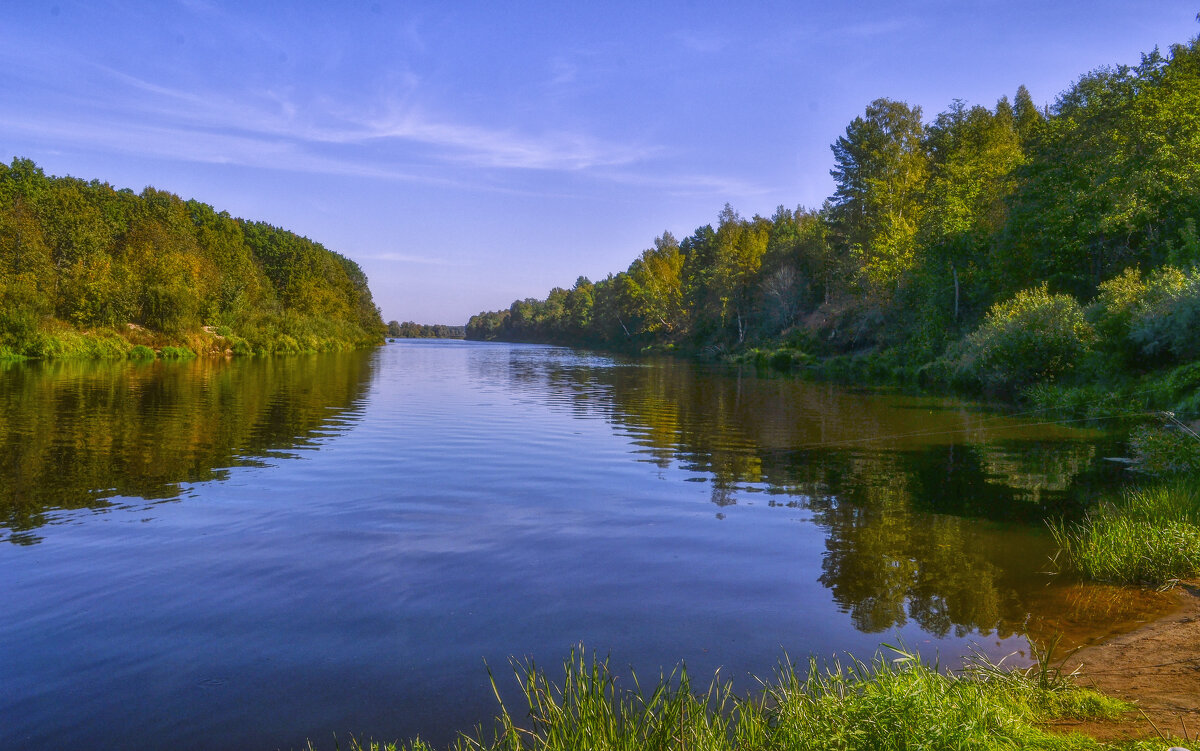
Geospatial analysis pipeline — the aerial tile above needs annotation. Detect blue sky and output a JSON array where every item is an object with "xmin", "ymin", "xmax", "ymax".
[{"xmin": 3, "ymin": 2, "xmax": 1198, "ymax": 324}]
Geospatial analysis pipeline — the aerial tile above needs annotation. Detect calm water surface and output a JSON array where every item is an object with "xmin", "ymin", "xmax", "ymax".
[{"xmin": 0, "ymin": 341, "xmax": 1168, "ymax": 750}]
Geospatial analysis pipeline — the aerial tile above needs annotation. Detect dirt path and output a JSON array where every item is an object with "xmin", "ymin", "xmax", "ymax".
[{"xmin": 1062, "ymin": 581, "xmax": 1200, "ymax": 743}]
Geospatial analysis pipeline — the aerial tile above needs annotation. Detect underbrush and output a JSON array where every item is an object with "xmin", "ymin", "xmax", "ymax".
[
  {"xmin": 1021, "ymin": 361, "xmax": 1200, "ymax": 421},
  {"xmin": 309, "ymin": 645, "xmax": 1168, "ymax": 751},
  {"xmin": 0, "ymin": 312, "xmax": 381, "ymax": 361}
]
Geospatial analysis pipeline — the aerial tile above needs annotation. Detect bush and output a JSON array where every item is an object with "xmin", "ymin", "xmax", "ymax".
[
  {"xmin": 1128, "ymin": 266, "xmax": 1200, "ymax": 363},
  {"xmin": 1091, "ymin": 265, "xmax": 1200, "ymax": 366},
  {"xmin": 227, "ymin": 336, "xmax": 253, "ymax": 356},
  {"xmin": 1129, "ymin": 424, "xmax": 1200, "ymax": 476},
  {"xmin": 158, "ymin": 345, "xmax": 195, "ymax": 359},
  {"xmin": 956, "ymin": 285, "xmax": 1094, "ymax": 394},
  {"xmin": 0, "ymin": 309, "xmax": 38, "ymax": 352},
  {"xmin": 274, "ymin": 334, "xmax": 301, "ymax": 354},
  {"xmin": 128, "ymin": 344, "xmax": 155, "ymax": 360}
]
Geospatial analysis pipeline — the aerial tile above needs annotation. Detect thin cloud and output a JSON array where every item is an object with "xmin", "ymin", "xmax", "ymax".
[
  {"xmin": 594, "ymin": 168, "xmax": 776, "ymax": 198},
  {"xmin": 361, "ymin": 252, "xmax": 463, "ymax": 265},
  {"xmin": 77, "ymin": 64, "xmax": 657, "ymax": 173},
  {"xmin": 839, "ymin": 18, "xmax": 919, "ymax": 38},
  {"xmin": 3, "ymin": 60, "xmax": 749, "ymax": 198},
  {"xmin": 357, "ymin": 106, "xmax": 658, "ymax": 170}
]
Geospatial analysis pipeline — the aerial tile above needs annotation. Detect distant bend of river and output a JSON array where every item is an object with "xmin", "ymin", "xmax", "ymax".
[{"xmin": 0, "ymin": 340, "xmax": 1171, "ymax": 750}]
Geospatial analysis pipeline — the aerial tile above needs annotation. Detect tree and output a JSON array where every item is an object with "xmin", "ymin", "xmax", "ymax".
[
  {"xmin": 830, "ymin": 99, "xmax": 930, "ymax": 298},
  {"xmin": 626, "ymin": 231, "xmax": 685, "ymax": 338},
  {"xmin": 915, "ymin": 98, "xmax": 1023, "ymax": 332}
]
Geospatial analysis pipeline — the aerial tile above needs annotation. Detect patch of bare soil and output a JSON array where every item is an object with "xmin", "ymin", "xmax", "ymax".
[{"xmin": 1062, "ymin": 581, "xmax": 1200, "ymax": 743}]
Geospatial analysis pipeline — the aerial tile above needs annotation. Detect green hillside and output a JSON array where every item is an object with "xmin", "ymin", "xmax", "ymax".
[{"xmin": 0, "ymin": 159, "xmax": 385, "ymax": 359}]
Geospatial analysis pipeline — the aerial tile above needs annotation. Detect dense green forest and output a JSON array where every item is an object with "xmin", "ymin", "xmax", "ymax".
[
  {"xmin": 468, "ymin": 37, "xmax": 1200, "ymax": 411},
  {"xmin": 0, "ymin": 159, "xmax": 385, "ymax": 359},
  {"xmin": 386, "ymin": 320, "xmax": 466, "ymax": 339}
]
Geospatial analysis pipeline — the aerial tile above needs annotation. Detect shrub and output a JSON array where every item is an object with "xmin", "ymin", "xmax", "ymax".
[
  {"xmin": 0, "ymin": 309, "xmax": 38, "ymax": 352},
  {"xmin": 1128, "ymin": 266, "xmax": 1200, "ymax": 363},
  {"xmin": 128, "ymin": 344, "xmax": 155, "ymax": 360},
  {"xmin": 227, "ymin": 336, "xmax": 253, "ymax": 356},
  {"xmin": 1129, "ymin": 424, "xmax": 1200, "ymax": 476},
  {"xmin": 158, "ymin": 345, "xmax": 195, "ymax": 359},
  {"xmin": 274, "ymin": 334, "xmax": 301, "ymax": 354},
  {"xmin": 956, "ymin": 285, "xmax": 1094, "ymax": 394}
]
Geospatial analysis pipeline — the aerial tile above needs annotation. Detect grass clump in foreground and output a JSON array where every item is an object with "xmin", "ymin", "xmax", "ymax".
[
  {"xmin": 1052, "ymin": 479, "xmax": 1200, "ymax": 586},
  {"xmin": 316, "ymin": 645, "xmax": 1171, "ymax": 751}
]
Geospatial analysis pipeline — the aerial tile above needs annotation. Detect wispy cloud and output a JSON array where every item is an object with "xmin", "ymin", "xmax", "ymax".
[
  {"xmin": 594, "ymin": 168, "xmax": 776, "ymax": 199},
  {"xmin": 359, "ymin": 252, "xmax": 463, "ymax": 265},
  {"xmin": 2, "ymin": 57, "xmax": 756, "ymax": 199},
  {"xmin": 354, "ymin": 105, "xmax": 658, "ymax": 170},
  {"xmin": 839, "ymin": 18, "xmax": 918, "ymax": 38},
  {"xmin": 74, "ymin": 64, "xmax": 657, "ymax": 172}
]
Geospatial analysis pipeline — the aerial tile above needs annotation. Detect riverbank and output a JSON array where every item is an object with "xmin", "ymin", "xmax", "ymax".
[
  {"xmin": 311, "ymin": 642, "xmax": 1187, "ymax": 751},
  {"xmin": 1063, "ymin": 581, "xmax": 1200, "ymax": 744},
  {"xmin": 0, "ymin": 319, "xmax": 382, "ymax": 361}
]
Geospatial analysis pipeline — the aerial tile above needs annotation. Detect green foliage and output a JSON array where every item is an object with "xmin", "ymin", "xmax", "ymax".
[
  {"xmin": 0, "ymin": 158, "xmax": 385, "ymax": 360},
  {"xmin": 1129, "ymin": 424, "xmax": 1200, "ymax": 476},
  {"xmin": 388, "ymin": 320, "xmax": 466, "ymax": 339},
  {"xmin": 1001, "ymin": 42, "xmax": 1200, "ymax": 295},
  {"xmin": 228, "ymin": 336, "xmax": 253, "ymax": 356},
  {"xmin": 1052, "ymin": 479, "xmax": 1200, "ymax": 585},
  {"xmin": 128, "ymin": 344, "xmax": 155, "ymax": 360},
  {"xmin": 956, "ymin": 286, "xmax": 1095, "ymax": 393},
  {"xmin": 1126, "ymin": 266, "xmax": 1200, "ymax": 363},
  {"xmin": 465, "ymin": 34, "xmax": 1200, "ymax": 405},
  {"xmin": 830, "ymin": 98, "xmax": 930, "ymax": 297},
  {"xmin": 18, "ymin": 327, "xmax": 133, "ymax": 360},
  {"xmin": 314, "ymin": 646, "xmax": 1146, "ymax": 751},
  {"xmin": 158, "ymin": 345, "xmax": 196, "ymax": 359}
]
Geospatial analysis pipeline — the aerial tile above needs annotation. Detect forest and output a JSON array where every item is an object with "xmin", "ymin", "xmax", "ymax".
[
  {"xmin": 0, "ymin": 159, "xmax": 385, "ymax": 359},
  {"xmin": 468, "ymin": 37, "xmax": 1200, "ymax": 412},
  {"xmin": 387, "ymin": 320, "xmax": 466, "ymax": 339}
]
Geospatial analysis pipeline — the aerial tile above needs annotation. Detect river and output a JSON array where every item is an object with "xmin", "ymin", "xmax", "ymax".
[{"xmin": 0, "ymin": 340, "xmax": 1171, "ymax": 750}]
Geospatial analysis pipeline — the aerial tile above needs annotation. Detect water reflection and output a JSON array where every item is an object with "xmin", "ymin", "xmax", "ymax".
[
  {"xmin": 484, "ymin": 350, "xmax": 1153, "ymax": 647},
  {"xmin": 0, "ymin": 342, "xmax": 1174, "ymax": 750},
  {"xmin": 0, "ymin": 353, "xmax": 373, "ymax": 543}
]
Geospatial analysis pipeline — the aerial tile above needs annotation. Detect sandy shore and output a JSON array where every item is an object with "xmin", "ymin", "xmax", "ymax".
[{"xmin": 1060, "ymin": 581, "xmax": 1200, "ymax": 742}]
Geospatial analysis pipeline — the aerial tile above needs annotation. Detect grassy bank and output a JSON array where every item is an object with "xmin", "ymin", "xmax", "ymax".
[
  {"xmin": 309, "ymin": 647, "xmax": 1180, "ymax": 751},
  {"xmin": 0, "ymin": 314, "xmax": 381, "ymax": 362},
  {"xmin": 1053, "ymin": 479, "xmax": 1200, "ymax": 586}
]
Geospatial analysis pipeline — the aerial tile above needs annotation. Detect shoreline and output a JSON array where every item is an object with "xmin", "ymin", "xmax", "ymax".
[{"xmin": 1064, "ymin": 581, "xmax": 1200, "ymax": 742}]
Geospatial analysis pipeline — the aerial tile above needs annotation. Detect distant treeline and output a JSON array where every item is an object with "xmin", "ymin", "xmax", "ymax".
[
  {"xmin": 0, "ymin": 159, "xmax": 385, "ymax": 359},
  {"xmin": 468, "ymin": 37, "xmax": 1200, "ymax": 404},
  {"xmin": 386, "ymin": 320, "xmax": 466, "ymax": 339}
]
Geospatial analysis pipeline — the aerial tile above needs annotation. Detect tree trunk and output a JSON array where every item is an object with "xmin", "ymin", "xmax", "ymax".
[{"xmin": 952, "ymin": 263, "xmax": 960, "ymax": 322}]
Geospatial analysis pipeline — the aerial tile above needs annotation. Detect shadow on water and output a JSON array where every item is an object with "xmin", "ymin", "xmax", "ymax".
[{"xmin": 0, "ymin": 351, "xmax": 374, "ymax": 544}]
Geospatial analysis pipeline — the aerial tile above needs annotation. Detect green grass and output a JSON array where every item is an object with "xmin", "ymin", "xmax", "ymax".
[
  {"xmin": 1052, "ymin": 479, "xmax": 1200, "ymax": 585},
  {"xmin": 306, "ymin": 645, "xmax": 1171, "ymax": 751}
]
